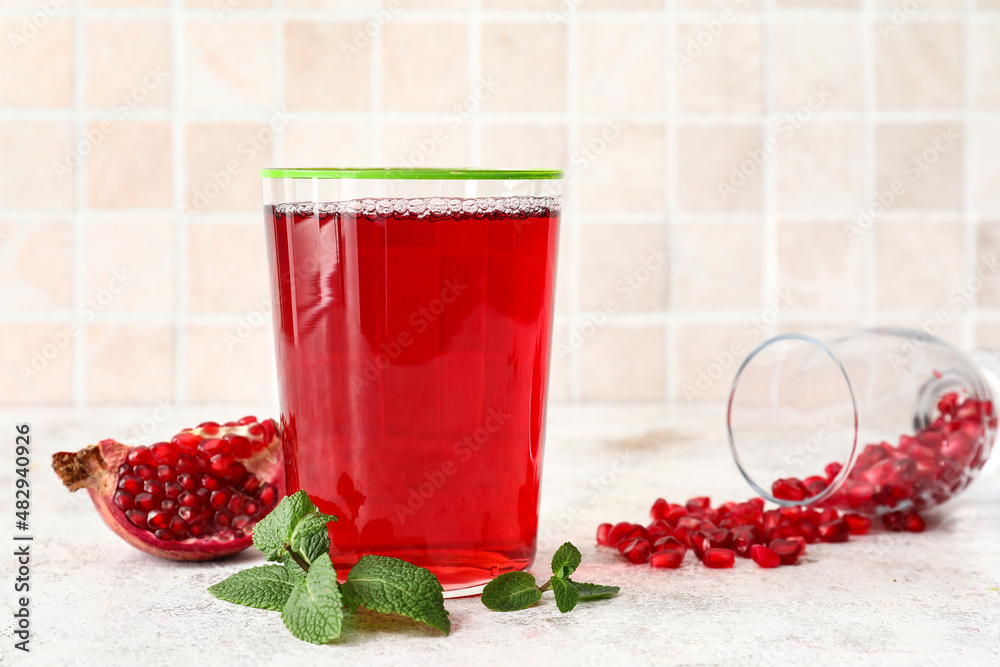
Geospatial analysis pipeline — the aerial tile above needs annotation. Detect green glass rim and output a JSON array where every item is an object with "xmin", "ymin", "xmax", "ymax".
[{"xmin": 260, "ymin": 168, "xmax": 563, "ymax": 180}]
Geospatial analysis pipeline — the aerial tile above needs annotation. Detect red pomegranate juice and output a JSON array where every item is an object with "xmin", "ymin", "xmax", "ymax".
[{"xmin": 265, "ymin": 197, "xmax": 559, "ymax": 590}]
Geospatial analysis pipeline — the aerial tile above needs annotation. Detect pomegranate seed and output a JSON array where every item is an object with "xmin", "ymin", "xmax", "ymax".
[
  {"xmin": 118, "ymin": 475, "xmax": 142, "ymax": 495},
  {"xmin": 597, "ymin": 522, "xmax": 613, "ymax": 546},
  {"xmin": 172, "ymin": 432, "xmax": 202, "ymax": 451},
  {"xmin": 607, "ymin": 521, "xmax": 633, "ymax": 546},
  {"xmin": 649, "ymin": 551, "xmax": 684, "ymax": 568},
  {"xmin": 795, "ymin": 520, "xmax": 820, "ymax": 543},
  {"xmin": 244, "ymin": 501, "xmax": 259, "ymax": 516},
  {"xmin": 209, "ymin": 453, "xmax": 235, "ymax": 475},
  {"xmin": 147, "ymin": 510, "xmax": 168, "ymax": 529},
  {"xmin": 169, "ymin": 516, "xmax": 188, "ymax": 537},
  {"xmin": 216, "ymin": 511, "xmax": 231, "ymax": 527},
  {"xmin": 151, "ymin": 442, "xmax": 178, "ymax": 466},
  {"xmin": 673, "ymin": 524, "xmax": 692, "ymax": 548},
  {"xmin": 847, "ymin": 482, "xmax": 875, "ymax": 506},
  {"xmin": 144, "ymin": 480, "xmax": 164, "ymax": 498},
  {"xmin": 153, "ymin": 529, "xmax": 175, "ymax": 542},
  {"xmin": 818, "ymin": 519, "xmax": 849, "ymax": 543},
  {"xmin": 228, "ymin": 497, "xmax": 244, "ymax": 515},
  {"xmin": 114, "ymin": 491, "xmax": 134, "ymax": 511},
  {"xmin": 824, "ymin": 462, "xmax": 843, "ymax": 481},
  {"xmin": 238, "ymin": 474, "xmax": 260, "ymax": 494},
  {"xmin": 686, "ymin": 496, "xmax": 711, "ymax": 512},
  {"xmin": 177, "ymin": 473, "xmax": 197, "ymax": 491},
  {"xmin": 646, "ymin": 519, "xmax": 672, "ymax": 540},
  {"xmin": 126, "ymin": 510, "xmax": 148, "ymax": 528},
  {"xmin": 622, "ymin": 526, "xmax": 649, "ymax": 543},
  {"xmin": 201, "ymin": 438, "xmax": 227, "ymax": 455},
  {"xmin": 902, "ymin": 511, "xmax": 926, "ymax": 532},
  {"xmin": 751, "ymin": 544, "xmax": 781, "ymax": 568},
  {"xmin": 231, "ymin": 436, "xmax": 253, "ymax": 459},
  {"xmin": 262, "ymin": 419, "xmax": 275, "ymax": 442},
  {"xmin": 690, "ymin": 531, "xmax": 711, "ymax": 560},
  {"xmin": 160, "ymin": 499, "xmax": 177, "ymax": 513},
  {"xmin": 165, "ymin": 482, "xmax": 182, "ymax": 500},
  {"xmin": 224, "ymin": 462, "xmax": 248, "ymax": 485},
  {"xmin": 650, "ymin": 498, "xmax": 669, "ymax": 521},
  {"xmin": 175, "ymin": 453, "xmax": 197, "ymax": 474},
  {"xmin": 197, "ymin": 421, "xmax": 220, "ymax": 435},
  {"xmin": 258, "ymin": 485, "xmax": 276, "ymax": 507},
  {"xmin": 201, "ymin": 475, "xmax": 222, "ymax": 490},
  {"xmin": 769, "ymin": 539, "xmax": 803, "ymax": 565},
  {"xmin": 664, "ymin": 506, "xmax": 688, "ymax": 523},
  {"xmin": 232, "ymin": 515, "xmax": 250, "ymax": 530},
  {"xmin": 126, "ymin": 447, "xmax": 153, "ymax": 466},
  {"xmin": 772, "ymin": 478, "xmax": 807, "ymax": 502},
  {"xmin": 209, "ymin": 490, "xmax": 230, "ymax": 510},
  {"xmin": 133, "ymin": 465, "xmax": 155, "ymax": 481},
  {"xmin": 843, "ymin": 513, "xmax": 871, "ymax": 535},
  {"xmin": 818, "ymin": 508, "xmax": 840, "ymax": 523},
  {"xmin": 703, "ymin": 548, "xmax": 735, "ymax": 569},
  {"xmin": 883, "ymin": 510, "xmax": 925, "ymax": 532},
  {"xmin": 134, "ymin": 493, "xmax": 156, "ymax": 511},
  {"xmin": 157, "ymin": 465, "xmax": 176, "ymax": 482},
  {"xmin": 237, "ymin": 415, "xmax": 257, "ymax": 425},
  {"xmin": 619, "ymin": 537, "xmax": 651, "ymax": 565},
  {"xmin": 247, "ymin": 423, "xmax": 264, "ymax": 436},
  {"xmin": 652, "ymin": 536, "xmax": 686, "ymax": 556}
]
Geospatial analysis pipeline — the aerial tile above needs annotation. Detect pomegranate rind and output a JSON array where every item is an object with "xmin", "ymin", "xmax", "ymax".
[{"xmin": 52, "ymin": 420, "xmax": 283, "ymax": 562}]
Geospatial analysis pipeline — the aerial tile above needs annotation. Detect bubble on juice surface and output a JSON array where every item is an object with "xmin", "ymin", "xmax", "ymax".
[{"xmin": 274, "ymin": 196, "xmax": 561, "ymax": 221}]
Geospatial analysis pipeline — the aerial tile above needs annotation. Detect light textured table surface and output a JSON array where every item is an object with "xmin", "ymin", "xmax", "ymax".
[{"xmin": 4, "ymin": 404, "xmax": 1000, "ymax": 667}]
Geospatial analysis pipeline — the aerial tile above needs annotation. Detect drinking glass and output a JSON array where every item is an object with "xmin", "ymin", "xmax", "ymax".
[{"xmin": 261, "ymin": 168, "xmax": 562, "ymax": 594}]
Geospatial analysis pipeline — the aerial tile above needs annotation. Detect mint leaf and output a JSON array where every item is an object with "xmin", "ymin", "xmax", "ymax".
[
  {"xmin": 252, "ymin": 490, "xmax": 318, "ymax": 561},
  {"xmin": 566, "ymin": 580, "xmax": 620, "ymax": 601},
  {"xmin": 282, "ymin": 554, "xmax": 306, "ymax": 580},
  {"xmin": 208, "ymin": 565, "xmax": 298, "ymax": 611},
  {"xmin": 280, "ymin": 556, "xmax": 344, "ymax": 645},
  {"xmin": 342, "ymin": 555, "xmax": 450, "ymax": 634},
  {"xmin": 550, "ymin": 542, "xmax": 582, "ymax": 579},
  {"xmin": 549, "ymin": 575, "xmax": 579, "ymax": 613},
  {"xmin": 481, "ymin": 572, "xmax": 542, "ymax": 611},
  {"xmin": 289, "ymin": 512, "xmax": 337, "ymax": 565}
]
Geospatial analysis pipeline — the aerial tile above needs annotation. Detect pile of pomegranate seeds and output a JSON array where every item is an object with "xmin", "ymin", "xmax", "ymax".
[
  {"xmin": 771, "ymin": 392, "xmax": 994, "ymax": 514},
  {"xmin": 112, "ymin": 417, "xmax": 279, "ymax": 542},
  {"xmin": 598, "ymin": 495, "xmax": 925, "ymax": 570}
]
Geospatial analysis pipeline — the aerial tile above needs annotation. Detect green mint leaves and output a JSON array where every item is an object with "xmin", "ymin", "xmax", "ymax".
[
  {"xmin": 251, "ymin": 490, "xmax": 336, "ymax": 564},
  {"xmin": 481, "ymin": 542, "xmax": 619, "ymax": 613},
  {"xmin": 550, "ymin": 541, "xmax": 582, "ymax": 579},
  {"xmin": 207, "ymin": 564, "xmax": 298, "ymax": 611},
  {"xmin": 478, "ymin": 571, "xmax": 543, "ymax": 611},
  {"xmin": 209, "ymin": 490, "xmax": 450, "ymax": 645},
  {"xmin": 281, "ymin": 557, "xmax": 343, "ymax": 644},
  {"xmin": 343, "ymin": 555, "xmax": 450, "ymax": 634}
]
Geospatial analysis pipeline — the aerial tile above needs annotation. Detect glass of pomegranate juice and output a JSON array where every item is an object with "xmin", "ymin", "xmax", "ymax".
[{"xmin": 260, "ymin": 168, "xmax": 562, "ymax": 594}]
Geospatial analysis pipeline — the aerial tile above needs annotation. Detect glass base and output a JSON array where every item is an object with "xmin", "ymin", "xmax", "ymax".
[
  {"xmin": 443, "ymin": 584, "xmax": 486, "ymax": 599},
  {"xmin": 331, "ymin": 548, "xmax": 534, "ymax": 594}
]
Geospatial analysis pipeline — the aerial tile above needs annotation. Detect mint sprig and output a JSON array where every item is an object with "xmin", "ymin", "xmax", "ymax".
[
  {"xmin": 481, "ymin": 542, "xmax": 619, "ymax": 613},
  {"xmin": 209, "ymin": 490, "xmax": 450, "ymax": 645}
]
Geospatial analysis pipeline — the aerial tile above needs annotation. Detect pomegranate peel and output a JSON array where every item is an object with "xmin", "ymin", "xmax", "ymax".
[{"xmin": 52, "ymin": 417, "xmax": 283, "ymax": 562}]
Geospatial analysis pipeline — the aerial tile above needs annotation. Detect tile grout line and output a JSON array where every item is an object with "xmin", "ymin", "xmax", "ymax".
[
  {"xmin": 862, "ymin": 0, "xmax": 877, "ymax": 327},
  {"xmin": 72, "ymin": 2, "xmax": 87, "ymax": 406},
  {"xmin": 469, "ymin": 0, "xmax": 482, "ymax": 167},
  {"xmin": 171, "ymin": 0, "xmax": 187, "ymax": 405},
  {"xmin": 665, "ymin": 0, "xmax": 676, "ymax": 403},
  {"xmin": 371, "ymin": 3, "xmax": 383, "ymax": 164},
  {"xmin": 565, "ymin": 3, "xmax": 581, "ymax": 402},
  {"xmin": 274, "ymin": 0, "xmax": 286, "ymax": 167},
  {"xmin": 762, "ymin": 0, "xmax": 777, "ymax": 340},
  {"xmin": 963, "ymin": 0, "xmax": 976, "ymax": 349}
]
